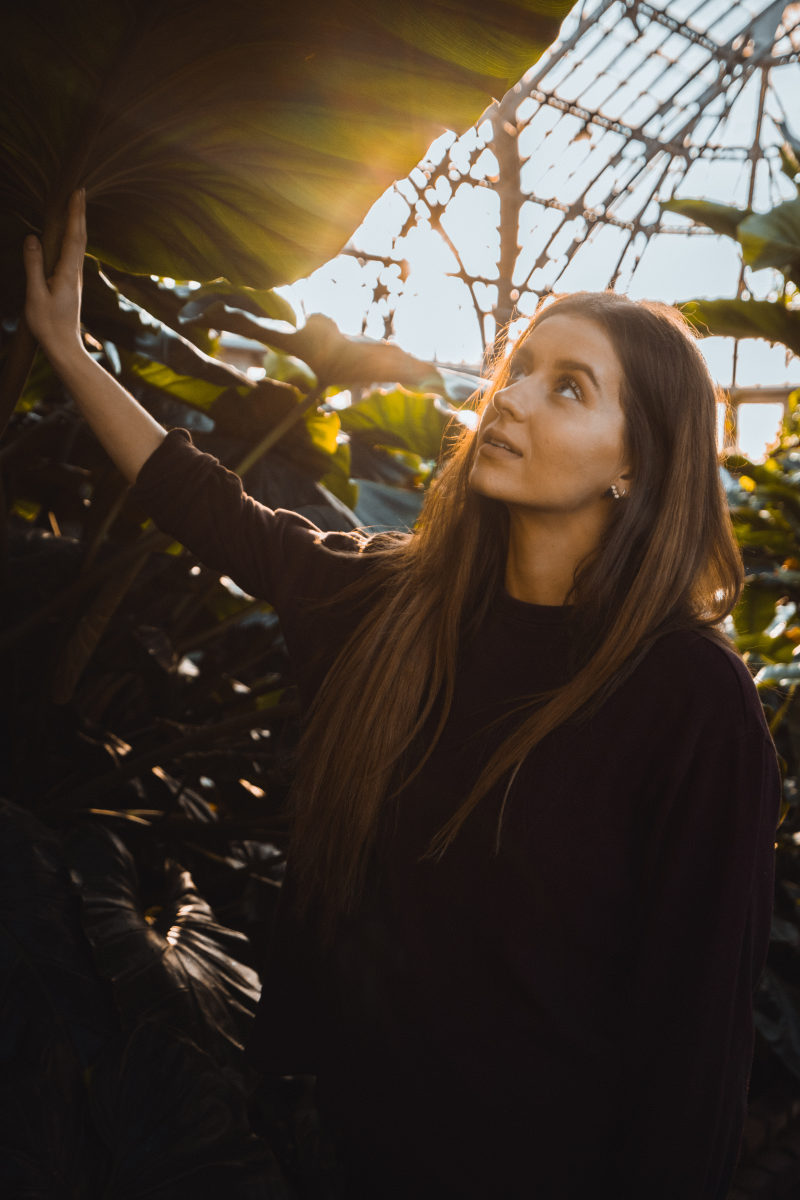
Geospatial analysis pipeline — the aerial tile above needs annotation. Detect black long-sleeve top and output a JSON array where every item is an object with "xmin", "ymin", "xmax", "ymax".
[{"xmin": 130, "ymin": 428, "xmax": 781, "ymax": 1199}]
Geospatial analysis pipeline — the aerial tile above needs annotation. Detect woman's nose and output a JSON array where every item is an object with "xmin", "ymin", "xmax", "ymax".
[{"xmin": 492, "ymin": 382, "xmax": 526, "ymax": 420}]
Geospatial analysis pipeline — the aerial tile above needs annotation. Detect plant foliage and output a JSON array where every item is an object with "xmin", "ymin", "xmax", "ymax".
[
  {"xmin": 667, "ymin": 160, "xmax": 800, "ymax": 1101},
  {"xmin": 0, "ymin": 1, "xmax": 577, "ymax": 1190}
]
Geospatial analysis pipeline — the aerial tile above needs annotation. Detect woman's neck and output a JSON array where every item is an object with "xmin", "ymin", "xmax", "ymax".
[{"xmin": 504, "ymin": 507, "xmax": 609, "ymax": 605}]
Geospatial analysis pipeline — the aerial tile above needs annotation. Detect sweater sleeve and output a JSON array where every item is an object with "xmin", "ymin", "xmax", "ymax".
[
  {"xmin": 127, "ymin": 427, "xmax": 364, "ymax": 610},
  {"xmin": 609, "ymin": 672, "xmax": 780, "ymax": 1198}
]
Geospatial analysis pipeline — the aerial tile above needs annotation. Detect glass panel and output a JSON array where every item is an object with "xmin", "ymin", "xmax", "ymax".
[{"xmin": 737, "ymin": 403, "xmax": 784, "ymax": 461}]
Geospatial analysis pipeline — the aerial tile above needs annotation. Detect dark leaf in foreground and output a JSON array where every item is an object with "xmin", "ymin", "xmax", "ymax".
[
  {"xmin": 89, "ymin": 1023, "xmax": 288, "ymax": 1199},
  {"xmin": 0, "ymin": 1039, "xmax": 93, "ymax": 1199},
  {"xmin": 755, "ymin": 966, "xmax": 800, "ymax": 1086},
  {"xmin": 68, "ymin": 822, "xmax": 260, "ymax": 1066},
  {"xmin": 0, "ymin": 799, "xmax": 115, "ymax": 1068}
]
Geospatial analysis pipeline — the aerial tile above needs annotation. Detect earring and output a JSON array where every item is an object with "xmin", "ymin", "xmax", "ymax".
[{"xmin": 608, "ymin": 484, "xmax": 621, "ymax": 500}]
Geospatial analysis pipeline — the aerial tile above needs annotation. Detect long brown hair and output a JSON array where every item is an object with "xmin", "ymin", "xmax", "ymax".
[{"xmin": 288, "ymin": 291, "xmax": 743, "ymax": 925}]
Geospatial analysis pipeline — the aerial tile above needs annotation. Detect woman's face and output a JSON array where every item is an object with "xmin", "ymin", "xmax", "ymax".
[{"xmin": 469, "ymin": 312, "xmax": 630, "ymax": 517}]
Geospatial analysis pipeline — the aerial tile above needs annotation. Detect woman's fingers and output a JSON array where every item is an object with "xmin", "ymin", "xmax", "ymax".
[
  {"xmin": 53, "ymin": 188, "xmax": 87, "ymax": 283},
  {"xmin": 23, "ymin": 232, "xmax": 44, "ymax": 278},
  {"xmin": 23, "ymin": 187, "xmax": 86, "ymax": 353}
]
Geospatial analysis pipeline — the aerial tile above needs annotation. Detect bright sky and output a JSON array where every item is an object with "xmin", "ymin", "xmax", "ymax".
[{"xmin": 279, "ymin": 0, "xmax": 800, "ymax": 460}]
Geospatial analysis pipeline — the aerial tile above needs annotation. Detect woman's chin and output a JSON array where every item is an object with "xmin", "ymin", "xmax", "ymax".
[{"xmin": 468, "ymin": 460, "xmax": 508, "ymax": 502}]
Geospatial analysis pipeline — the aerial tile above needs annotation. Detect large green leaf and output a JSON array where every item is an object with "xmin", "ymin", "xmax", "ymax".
[
  {"xmin": 1, "ymin": 0, "xmax": 574, "ymax": 297},
  {"xmin": 340, "ymin": 387, "xmax": 453, "ymax": 460},
  {"xmin": 739, "ymin": 196, "xmax": 800, "ymax": 285},
  {"xmin": 661, "ymin": 197, "xmax": 749, "ymax": 239},
  {"xmin": 678, "ymin": 298, "xmax": 800, "ymax": 356},
  {"xmin": 733, "ymin": 580, "xmax": 780, "ymax": 640},
  {"xmin": 173, "ymin": 281, "xmax": 297, "ymax": 327},
  {"xmin": 1, "ymin": 0, "xmax": 574, "ymax": 437},
  {"xmin": 105, "ymin": 338, "xmax": 340, "ymax": 481}
]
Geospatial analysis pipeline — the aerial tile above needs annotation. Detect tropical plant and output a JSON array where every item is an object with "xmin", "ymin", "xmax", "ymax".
[
  {"xmin": 0, "ymin": 1, "xmax": 576, "ymax": 1191},
  {"xmin": 663, "ymin": 133, "xmax": 800, "ymax": 355},
  {"xmin": 0, "ymin": 282, "xmax": 467, "ymax": 1193},
  {"xmin": 0, "ymin": 0, "xmax": 574, "ymax": 432},
  {"xmin": 663, "ymin": 151, "xmax": 800, "ymax": 1107}
]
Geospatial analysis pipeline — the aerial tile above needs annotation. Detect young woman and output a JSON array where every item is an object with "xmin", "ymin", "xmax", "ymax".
[{"xmin": 24, "ymin": 190, "xmax": 780, "ymax": 1199}]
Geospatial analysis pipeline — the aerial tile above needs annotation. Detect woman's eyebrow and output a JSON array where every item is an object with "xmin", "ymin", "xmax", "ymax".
[
  {"xmin": 553, "ymin": 358, "xmax": 600, "ymax": 390},
  {"xmin": 510, "ymin": 348, "xmax": 601, "ymax": 392}
]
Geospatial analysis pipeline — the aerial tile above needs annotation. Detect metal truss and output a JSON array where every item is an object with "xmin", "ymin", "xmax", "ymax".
[{"xmin": 328, "ymin": 0, "xmax": 800, "ymax": 372}]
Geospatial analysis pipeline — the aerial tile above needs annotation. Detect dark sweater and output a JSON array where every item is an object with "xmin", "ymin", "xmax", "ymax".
[{"xmin": 130, "ymin": 428, "xmax": 781, "ymax": 1199}]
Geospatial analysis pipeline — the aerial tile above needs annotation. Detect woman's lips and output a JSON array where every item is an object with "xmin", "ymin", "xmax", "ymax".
[{"xmin": 480, "ymin": 433, "xmax": 523, "ymax": 458}]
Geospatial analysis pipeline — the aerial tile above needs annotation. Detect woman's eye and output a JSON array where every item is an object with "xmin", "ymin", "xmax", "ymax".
[{"xmin": 555, "ymin": 376, "xmax": 582, "ymax": 401}]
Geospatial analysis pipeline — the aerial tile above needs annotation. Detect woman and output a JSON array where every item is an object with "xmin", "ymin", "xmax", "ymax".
[{"xmin": 24, "ymin": 190, "xmax": 780, "ymax": 1198}]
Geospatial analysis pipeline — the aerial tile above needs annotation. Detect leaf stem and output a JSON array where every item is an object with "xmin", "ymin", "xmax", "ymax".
[
  {"xmin": 234, "ymin": 383, "xmax": 327, "ymax": 478},
  {"xmin": 47, "ymin": 700, "xmax": 300, "ymax": 810}
]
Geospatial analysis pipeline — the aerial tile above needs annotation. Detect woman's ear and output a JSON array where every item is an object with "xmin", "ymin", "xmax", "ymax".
[{"xmin": 610, "ymin": 468, "xmax": 633, "ymax": 500}]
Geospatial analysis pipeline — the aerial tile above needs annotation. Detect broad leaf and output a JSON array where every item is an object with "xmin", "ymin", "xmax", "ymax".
[
  {"xmin": 68, "ymin": 823, "xmax": 260, "ymax": 1066},
  {"xmin": 97, "ymin": 269, "xmax": 223, "ymax": 348},
  {"xmin": 739, "ymin": 196, "xmax": 800, "ymax": 284},
  {"xmin": 89, "ymin": 1023, "xmax": 285, "ymax": 1200},
  {"xmin": 354, "ymin": 479, "xmax": 424, "ymax": 532},
  {"xmin": 732, "ymin": 581, "xmax": 780, "ymax": 640},
  {"xmin": 104, "ymin": 326, "xmax": 248, "ymax": 396},
  {"xmin": 1, "ymin": 0, "xmax": 574, "ymax": 296},
  {"xmin": 262, "ymin": 349, "xmax": 318, "ymax": 390},
  {"xmin": 661, "ymin": 197, "xmax": 749, "ymax": 239},
  {"xmin": 0, "ymin": 0, "xmax": 575, "ymax": 431},
  {"xmin": 0, "ymin": 1039, "xmax": 93, "ymax": 1198},
  {"xmin": 678, "ymin": 298, "xmax": 800, "ymax": 357},
  {"xmin": 340, "ymin": 387, "xmax": 453, "ymax": 460},
  {"xmin": 319, "ymin": 437, "xmax": 359, "ymax": 510},
  {"xmin": 175, "ymin": 281, "xmax": 297, "ymax": 327},
  {"xmin": 110, "ymin": 346, "xmax": 340, "ymax": 481},
  {"xmin": 209, "ymin": 381, "xmax": 341, "ymax": 476},
  {"xmin": 754, "ymin": 967, "xmax": 800, "ymax": 1086},
  {"xmin": 0, "ymin": 799, "xmax": 114, "ymax": 1068},
  {"xmin": 756, "ymin": 663, "xmax": 800, "ymax": 686},
  {"xmin": 75, "ymin": 262, "xmax": 243, "ymax": 388}
]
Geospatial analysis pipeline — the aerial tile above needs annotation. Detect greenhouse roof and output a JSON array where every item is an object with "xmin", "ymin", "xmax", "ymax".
[{"xmin": 284, "ymin": 0, "xmax": 800, "ymax": 427}]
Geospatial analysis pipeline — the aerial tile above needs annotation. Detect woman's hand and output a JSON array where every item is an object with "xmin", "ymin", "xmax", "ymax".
[
  {"xmin": 23, "ymin": 188, "xmax": 87, "ymax": 363},
  {"xmin": 20, "ymin": 186, "xmax": 167, "ymax": 481}
]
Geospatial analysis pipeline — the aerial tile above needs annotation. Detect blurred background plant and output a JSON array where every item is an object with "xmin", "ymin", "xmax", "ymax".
[{"xmin": 668, "ymin": 145, "xmax": 800, "ymax": 1125}]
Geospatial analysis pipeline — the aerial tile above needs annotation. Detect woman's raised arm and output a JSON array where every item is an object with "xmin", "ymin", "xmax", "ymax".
[{"xmin": 23, "ymin": 188, "xmax": 166, "ymax": 484}]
